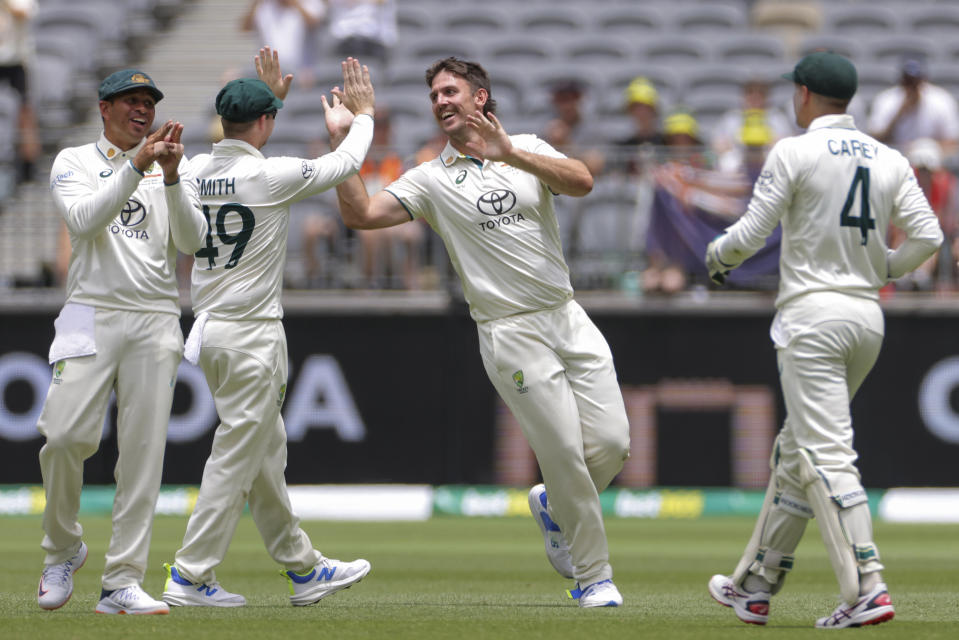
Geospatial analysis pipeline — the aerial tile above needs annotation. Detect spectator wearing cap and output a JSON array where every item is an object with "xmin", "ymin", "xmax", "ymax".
[
  {"xmin": 868, "ymin": 56, "xmax": 959, "ymax": 156},
  {"xmin": 612, "ymin": 76, "xmax": 666, "ymax": 175},
  {"xmin": 36, "ymin": 67, "xmax": 205, "ymax": 614},
  {"xmin": 711, "ymin": 78, "xmax": 795, "ymax": 169},
  {"xmin": 541, "ymin": 78, "xmax": 605, "ymax": 176}
]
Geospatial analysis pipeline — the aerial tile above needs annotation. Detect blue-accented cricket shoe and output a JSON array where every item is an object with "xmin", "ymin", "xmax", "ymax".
[
  {"xmin": 283, "ymin": 557, "xmax": 371, "ymax": 606},
  {"xmin": 568, "ymin": 579, "xmax": 623, "ymax": 608},
  {"xmin": 528, "ymin": 484, "xmax": 574, "ymax": 579},
  {"xmin": 161, "ymin": 563, "xmax": 246, "ymax": 607}
]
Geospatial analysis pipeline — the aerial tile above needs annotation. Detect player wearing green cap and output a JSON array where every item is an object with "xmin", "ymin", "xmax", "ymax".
[
  {"xmin": 160, "ymin": 48, "xmax": 375, "ymax": 608},
  {"xmin": 706, "ymin": 51, "xmax": 943, "ymax": 629},
  {"xmin": 36, "ymin": 68, "xmax": 206, "ymax": 615}
]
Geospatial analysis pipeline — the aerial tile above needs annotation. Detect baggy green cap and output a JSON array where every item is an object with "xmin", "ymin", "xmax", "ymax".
[
  {"xmin": 99, "ymin": 68, "xmax": 163, "ymax": 102},
  {"xmin": 215, "ymin": 78, "xmax": 283, "ymax": 123},
  {"xmin": 782, "ymin": 51, "xmax": 858, "ymax": 101}
]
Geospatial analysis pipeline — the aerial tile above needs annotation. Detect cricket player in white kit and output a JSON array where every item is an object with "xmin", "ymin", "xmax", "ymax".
[
  {"xmin": 705, "ymin": 52, "xmax": 943, "ymax": 629},
  {"xmin": 37, "ymin": 69, "xmax": 206, "ymax": 614},
  {"xmin": 332, "ymin": 57, "xmax": 631, "ymax": 608},
  {"xmin": 160, "ymin": 50, "xmax": 375, "ymax": 607}
]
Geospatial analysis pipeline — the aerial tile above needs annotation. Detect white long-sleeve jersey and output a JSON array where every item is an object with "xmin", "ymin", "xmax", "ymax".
[
  {"xmin": 49, "ymin": 132, "xmax": 206, "ymax": 315},
  {"xmin": 385, "ymin": 136, "xmax": 573, "ymax": 323},
  {"xmin": 184, "ymin": 113, "xmax": 373, "ymax": 320},
  {"xmin": 714, "ymin": 114, "xmax": 943, "ymax": 308}
]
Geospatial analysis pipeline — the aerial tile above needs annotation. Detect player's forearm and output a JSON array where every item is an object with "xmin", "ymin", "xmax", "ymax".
[
  {"xmin": 502, "ymin": 149, "xmax": 593, "ymax": 197},
  {"xmin": 335, "ymin": 174, "xmax": 374, "ymax": 229},
  {"xmin": 887, "ymin": 230, "xmax": 944, "ymax": 279},
  {"xmin": 165, "ymin": 180, "xmax": 206, "ymax": 255}
]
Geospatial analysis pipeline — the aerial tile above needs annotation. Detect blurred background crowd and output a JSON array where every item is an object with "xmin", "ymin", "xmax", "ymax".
[{"xmin": 2, "ymin": 0, "xmax": 959, "ymax": 299}]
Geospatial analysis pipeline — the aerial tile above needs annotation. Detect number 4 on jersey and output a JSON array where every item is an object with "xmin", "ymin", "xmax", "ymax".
[{"xmin": 840, "ymin": 166, "xmax": 874, "ymax": 245}]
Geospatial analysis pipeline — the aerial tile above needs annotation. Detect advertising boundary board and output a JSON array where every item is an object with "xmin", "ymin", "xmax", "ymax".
[{"xmin": 1, "ymin": 303, "xmax": 958, "ymax": 487}]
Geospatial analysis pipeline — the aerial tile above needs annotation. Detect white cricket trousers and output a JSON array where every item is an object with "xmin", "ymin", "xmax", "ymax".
[
  {"xmin": 477, "ymin": 300, "xmax": 630, "ymax": 585},
  {"xmin": 37, "ymin": 308, "xmax": 182, "ymax": 590},
  {"xmin": 773, "ymin": 293, "xmax": 885, "ymax": 496},
  {"xmin": 174, "ymin": 318, "xmax": 319, "ymax": 585}
]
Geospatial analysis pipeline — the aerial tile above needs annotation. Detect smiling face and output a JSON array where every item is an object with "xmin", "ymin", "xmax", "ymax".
[
  {"xmin": 429, "ymin": 70, "xmax": 486, "ymax": 138},
  {"xmin": 100, "ymin": 89, "xmax": 157, "ymax": 150}
]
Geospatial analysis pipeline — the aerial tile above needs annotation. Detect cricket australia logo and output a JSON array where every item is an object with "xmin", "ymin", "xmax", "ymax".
[
  {"xmin": 52, "ymin": 360, "xmax": 66, "ymax": 385},
  {"xmin": 302, "ymin": 161, "xmax": 315, "ymax": 179},
  {"xmin": 757, "ymin": 170, "xmax": 775, "ymax": 194},
  {"xmin": 477, "ymin": 189, "xmax": 516, "ymax": 216},
  {"xmin": 512, "ymin": 370, "xmax": 529, "ymax": 395}
]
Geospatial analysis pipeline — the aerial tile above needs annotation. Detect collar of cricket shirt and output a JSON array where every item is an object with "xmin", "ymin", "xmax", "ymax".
[
  {"xmin": 808, "ymin": 113, "xmax": 856, "ymax": 132},
  {"xmin": 440, "ymin": 141, "xmax": 483, "ymax": 169},
  {"xmin": 97, "ymin": 132, "xmax": 147, "ymax": 163},
  {"xmin": 212, "ymin": 137, "xmax": 265, "ymax": 159}
]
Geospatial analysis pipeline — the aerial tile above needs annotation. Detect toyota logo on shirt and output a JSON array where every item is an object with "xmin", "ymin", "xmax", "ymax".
[
  {"xmin": 476, "ymin": 189, "xmax": 516, "ymax": 216},
  {"xmin": 118, "ymin": 198, "xmax": 147, "ymax": 227}
]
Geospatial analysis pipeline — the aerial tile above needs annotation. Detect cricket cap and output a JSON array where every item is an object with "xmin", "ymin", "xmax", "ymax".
[
  {"xmin": 624, "ymin": 77, "xmax": 658, "ymax": 107},
  {"xmin": 99, "ymin": 69, "xmax": 164, "ymax": 102},
  {"xmin": 782, "ymin": 51, "xmax": 858, "ymax": 101},
  {"xmin": 215, "ymin": 78, "xmax": 283, "ymax": 122}
]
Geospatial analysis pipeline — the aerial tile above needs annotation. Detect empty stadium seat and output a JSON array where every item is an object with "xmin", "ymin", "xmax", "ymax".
[
  {"xmin": 637, "ymin": 34, "xmax": 712, "ymax": 65},
  {"xmin": 712, "ymin": 32, "xmax": 787, "ymax": 65},
  {"xmin": 593, "ymin": 4, "xmax": 667, "ymax": 36},
  {"xmin": 672, "ymin": 3, "xmax": 748, "ymax": 32}
]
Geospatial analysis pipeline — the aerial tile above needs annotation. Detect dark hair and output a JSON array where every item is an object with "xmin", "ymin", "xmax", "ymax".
[{"xmin": 425, "ymin": 57, "xmax": 497, "ymax": 115}]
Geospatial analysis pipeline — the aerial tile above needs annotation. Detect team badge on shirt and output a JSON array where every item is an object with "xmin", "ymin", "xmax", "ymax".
[
  {"xmin": 757, "ymin": 170, "xmax": 775, "ymax": 194},
  {"xmin": 512, "ymin": 370, "xmax": 529, "ymax": 395},
  {"xmin": 302, "ymin": 161, "xmax": 315, "ymax": 179}
]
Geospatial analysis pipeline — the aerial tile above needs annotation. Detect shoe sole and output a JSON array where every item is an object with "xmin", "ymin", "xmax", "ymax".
[
  {"xmin": 290, "ymin": 564, "xmax": 371, "ymax": 606},
  {"xmin": 708, "ymin": 578, "xmax": 767, "ymax": 626},
  {"xmin": 818, "ymin": 607, "xmax": 895, "ymax": 628},
  {"xmin": 94, "ymin": 607, "xmax": 170, "ymax": 615},
  {"xmin": 38, "ymin": 545, "xmax": 88, "ymax": 611},
  {"xmin": 527, "ymin": 486, "xmax": 574, "ymax": 579},
  {"xmin": 162, "ymin": 592, "xmax": 246, "ymax": 608}
]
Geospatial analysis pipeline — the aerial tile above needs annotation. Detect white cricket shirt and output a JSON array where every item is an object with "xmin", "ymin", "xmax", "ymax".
[
  {"xmin": 50, "ymin": 132, "xmax": 202, "ymax": 315},
  {"xmin": 715, "ymin": 114, "xmax": 942, "ymax": 310},
  {"xmin": 185, "ymin": 113, "xmax": 373, "ymax": 320},
  {"xmin": 385, "ymin": 136, "xmax": 574, "ymax": 322}
]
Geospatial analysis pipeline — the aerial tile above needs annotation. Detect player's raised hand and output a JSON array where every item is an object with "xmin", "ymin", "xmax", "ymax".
[
  {"xmin": 255, "ymin": 46, "xmax": 293, "ymax": 101},
  {"xmin": 132, "ymin": 120, "xmax": 175, "ymax": 172},
  {"xmin": 331, "ymin": 57, "xmax": 374, "ymax": 117},
  {"xmin": 154, "ymin": 122, "xmax": 185, "ymax": 182},
  {"xmin": 322, "ymin": 93, "xmax": 355, "ymax": 146},
  {"xmin": 465, "ymin": 111, "xmax": 513, "ymax": 161}
]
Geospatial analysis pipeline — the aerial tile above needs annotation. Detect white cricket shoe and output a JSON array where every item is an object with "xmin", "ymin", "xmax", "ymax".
[
  {"xmin": 161, "ymin": 563, "xmax": 246, "ymax": 607},
  {"xmin": 570, "ymin": 579, "xmax": 623, "ymax": 608},
  {"xmin": 95, "ymin": 584, "xmax": 170, "ymax": 615},
  {"xmin": 38, "ymin": 541, "xmax": 88, "ymax": 610},
  {"xmin": 708, "ymin": 574, "xmax": 770, "ymax": 625},
  {"xmin": 815, "ymin": 582, "xmax": 894, "ymax": 628},
  {"xmin": 283, "ymin": 557, "xmax": 371, "ymax": 606},
  {"xmin": 528, "ymin": 484, "xmax": 574, "ymax": 579}
]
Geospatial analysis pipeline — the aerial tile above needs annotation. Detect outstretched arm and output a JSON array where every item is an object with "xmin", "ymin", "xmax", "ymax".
[{"xmin": 465, "ymin": 111, "xmax": 593, "ymax": 197}]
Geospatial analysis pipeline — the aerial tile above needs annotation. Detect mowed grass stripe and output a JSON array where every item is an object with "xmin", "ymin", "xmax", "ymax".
[{"xmin": 1, "ymin": 516, "xmax": 957, "ymax": 639}]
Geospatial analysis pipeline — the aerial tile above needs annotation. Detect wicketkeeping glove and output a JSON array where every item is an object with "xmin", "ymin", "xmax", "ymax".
[{"xmin": 705, "ymin": 235, "xmax": 738, "ymax": 285}]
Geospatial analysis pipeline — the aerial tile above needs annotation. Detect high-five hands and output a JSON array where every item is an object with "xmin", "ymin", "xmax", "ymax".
[{"xmin": 255, "ymin": 46, "xmax": 293, "ymax": 101}]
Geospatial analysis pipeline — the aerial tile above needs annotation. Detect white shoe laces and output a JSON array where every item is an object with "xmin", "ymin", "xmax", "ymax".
[{"xmin": 41, "ymin": 563, "xmax": 73, "ymax": 587}]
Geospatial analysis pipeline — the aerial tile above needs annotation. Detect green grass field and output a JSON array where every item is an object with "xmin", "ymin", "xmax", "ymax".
[{"xmin": 1, "ymin": 515, "xmax": 957, "ymax": 639}]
